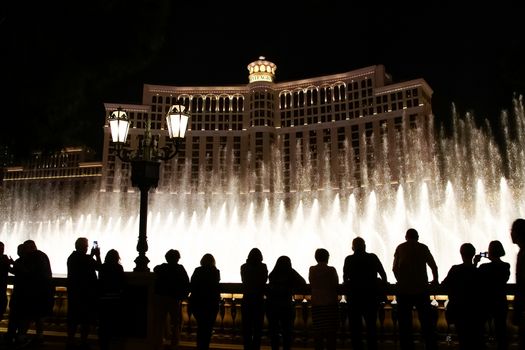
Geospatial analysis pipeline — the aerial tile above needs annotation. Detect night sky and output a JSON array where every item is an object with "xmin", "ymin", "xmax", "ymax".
[{"xmin": 1, "ymin": 2, "xmax": 523, "ymax": 161}]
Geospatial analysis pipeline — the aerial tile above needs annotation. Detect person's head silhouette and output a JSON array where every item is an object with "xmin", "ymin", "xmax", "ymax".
[
  {"xmin": 488, "ymin": 240, "xmax": 505, "ymax": 260},
  {"xmin": 511, "ymin": 218, "xmax": 525, "ymax": 248},
  {"xmin": 200, "ymin": 253, "xmax": 216, "ymax": 267},
  {"xmin": 405, "ymin": 228, "xmax": 419, "ymax": 241},
  {"xmin": 165, "ymin": 249, "xmax": 181, "ymax": 264},
  {"xmin": 460, "ymin": 243, "xmax": 476, "ymax": 264},
  {"xmin": 352, "ymin": 237, "xmax": 366, "ymax": 253},
  {"xmin": 246, "ymin": 248, "xmax": 263, "ymax": 264},
  {"xmin": 314, "ymin": 248, "xmax": 329, "ymax": 263}
]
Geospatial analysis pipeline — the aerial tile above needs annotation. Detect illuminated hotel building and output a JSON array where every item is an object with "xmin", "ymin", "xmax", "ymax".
[
  {"xmin": 2, "ymin": 146, "xmax": 102, "ymax": 192},
  {"xmin": 101, "ymin": 58, "xmax": 433, "ymax": 194}
]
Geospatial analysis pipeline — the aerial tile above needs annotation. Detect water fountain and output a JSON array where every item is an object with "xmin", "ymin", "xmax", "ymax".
[{"xmin": 1, "ymin": 97, "xmax": 524, "ymax": 283}]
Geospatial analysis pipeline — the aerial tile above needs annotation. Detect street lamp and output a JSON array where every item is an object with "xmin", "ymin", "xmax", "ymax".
[{"xmin": 108, "ymin": 105, "xmax": 190, "ymax": 272}]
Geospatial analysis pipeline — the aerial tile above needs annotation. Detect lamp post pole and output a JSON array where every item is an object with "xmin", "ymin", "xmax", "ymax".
[
  {"xmin": 131, "ymin": 160, "xmax": 159, "ymax": 272},
  {"xmin": 108, "ymin": 105, "xmax": 189, "ymax": 272}
]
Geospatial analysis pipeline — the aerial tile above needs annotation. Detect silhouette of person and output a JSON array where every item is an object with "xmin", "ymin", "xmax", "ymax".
[
  {"xmin": 153, "ymin": 249, "xmax": 190, "ymax": 350},
  {"xmin": 442, "ymin": 243, "xmax": 485, "ymax": 349},
  {"xmin": 343, "ymin": 237, "xmax": 388, "ymax": 350},
  {"xmin": 475, "ymin": 240, "xmax": 510, "ymax": 350},
  {"xmin": 190, "ymin": 253, "xmax": 221, "ymax": 350},
  {"xmin": 5, "ymin": 243, "xmax": 29, "ymax": 346},
  {"xmin": 392, "ymin": 228, "xmax": 438, "ymax": 350},
  {"xmin": 240, "ymin": 248, "xmax": 268, "ymax": 350},
  {"xmin": 22, "ymin": 239, "xmax": 54, "ymax": 344},
  {"xmin": 309, "ymin": 248, "xmax": 339, "ymax": 350},
  {"xmin": 0, "ymin": 242, "xmax": 13, "ymax": 324},
  {"xmin": 66, "ymin": 237, "xmax": 101, "ymax": 349},
  {"xmin": 511, "ymin": 218, "xmax": 525, "ymax": 349},
  {"xmin": 266, "ymin": 255, "xmax": 307, "ymax": 350},
  {"xmin": 98, "ymin": 249, "xmax": 126, "ymax": 350}
]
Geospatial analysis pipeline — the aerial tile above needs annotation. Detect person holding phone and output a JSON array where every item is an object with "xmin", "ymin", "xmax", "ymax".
[
  {"xmin": 476, "ymin": 240, "xmax": 510, "ymax": 350},
  {"xmin": 66, "ymin": 237, "xmax": 101, "ymax": 349}
]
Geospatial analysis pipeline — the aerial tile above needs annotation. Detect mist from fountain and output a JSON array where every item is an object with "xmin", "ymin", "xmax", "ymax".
[{"xmin": 1, "ymin": 97, "xmax": 525, "ymax": 283}]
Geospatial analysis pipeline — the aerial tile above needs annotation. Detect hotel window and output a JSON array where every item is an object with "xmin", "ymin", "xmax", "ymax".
[
  {"xmin": 320, "ymin": 89, "xmax": 326, "ymax": 104},
  {"xmin": 409, "ymin": 114, "xmax": 417, "ymax": 129},
  {"xmin": 323, "ymin": 129, "xmax": 330, "ymax": 143},
  {"xmin": 306, "ymin": 90, "xmax": 313, "ymax": 106},
  {"xmin": 337, "ymin": 127, "xmax": 345, "ymax": 142},
  {"xmin": 380, "ymin": 119, "xmax": 388, "ymax": 141}
]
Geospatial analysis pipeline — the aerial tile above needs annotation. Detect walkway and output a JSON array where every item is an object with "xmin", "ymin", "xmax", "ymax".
[{"xmin": 0, "ymin": 329, "xmax": 520, "ymax": 350}]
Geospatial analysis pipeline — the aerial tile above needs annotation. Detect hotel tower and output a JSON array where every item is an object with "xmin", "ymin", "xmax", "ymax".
[{"xmin": 101, "ymin": 58, "xmax": 433, "ymax": 196}]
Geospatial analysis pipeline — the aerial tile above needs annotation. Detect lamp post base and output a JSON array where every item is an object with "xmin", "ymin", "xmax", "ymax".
[{"xmin": 134, "ymin": 254, "xmax": 150, "ymax": 272}]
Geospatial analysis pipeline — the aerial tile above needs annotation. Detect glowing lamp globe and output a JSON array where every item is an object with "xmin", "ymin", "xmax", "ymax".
[
  {"xmin": 108, "ymin": 107, "xmax": 130, "ymax": 143},
  {"xmin": 166, "ymin": 104, "xmax": 190, "ymax": 139}
]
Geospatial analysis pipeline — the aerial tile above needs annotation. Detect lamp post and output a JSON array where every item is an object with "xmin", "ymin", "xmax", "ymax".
[{"xmin": 108, "ymin": 105, "xmax": 189, "ymax": 272}]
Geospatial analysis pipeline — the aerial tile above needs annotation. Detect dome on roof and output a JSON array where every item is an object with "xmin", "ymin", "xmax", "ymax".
[{"xmin": 247, "ymin": 57, "xmax": 277, "ymax": 83}]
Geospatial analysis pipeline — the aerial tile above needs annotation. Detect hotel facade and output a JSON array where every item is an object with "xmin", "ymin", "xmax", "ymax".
[
  {"xmin": 102, "ymin": 58, "xmax": 433, "ymax": 195},
  {"xmin": 2, "ymin": 146, "xmax": 101, "ymax": 187}
]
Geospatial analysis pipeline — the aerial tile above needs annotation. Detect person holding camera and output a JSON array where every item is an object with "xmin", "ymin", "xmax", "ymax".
[
  {"xmin": 66, "ymin": 237, "xmax": 101, "ymax": 350},
  {"xmin": 475, "ymin": 240, "xmax": 510, "ymax": 350},
  {"xmin": 442, "ymin": 243, "xmax": 485, "ymax": 350}
]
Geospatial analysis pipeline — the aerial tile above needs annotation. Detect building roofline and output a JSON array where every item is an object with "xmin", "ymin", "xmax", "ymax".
[
  {"xmin": 144, "ymin": 84, "xmax": 248, "ymax": 95},
  {"xmin": 142, "ymin": 65, "xmax": 385, "ymax": 94},
  {"xmin": 275, "ymin": 65, "xmax": 382, "ymax": 89},
  {"xmin": 103, "ymin": 103, "xmax": 151, "ymax": 112},
  {"xmin": 375, "ymin": 78, "xmax": 433, "ymax": 96}
]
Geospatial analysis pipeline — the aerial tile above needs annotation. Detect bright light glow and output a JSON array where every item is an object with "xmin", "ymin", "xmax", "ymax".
[
  {"xmin": 249, "ymin": 74, "xmax": 273, "ymax": 83},
  {"xmin": 108, "ymin": 109, "xmax": 130, "ymax": 143},
  {"xmin": 166, "ymin": 105, "xmax": 190, "ymax": 138}
]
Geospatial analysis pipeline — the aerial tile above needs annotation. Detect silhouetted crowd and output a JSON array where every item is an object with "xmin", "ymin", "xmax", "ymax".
[{"xmin": 1, "ymin": 218, "xmax": 525, "ymax": 350}]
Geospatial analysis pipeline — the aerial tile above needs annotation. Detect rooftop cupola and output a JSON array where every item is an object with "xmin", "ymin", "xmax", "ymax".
[{"xmin": 247, "ymin": 56, "xmax": 277, "ymax": 83}]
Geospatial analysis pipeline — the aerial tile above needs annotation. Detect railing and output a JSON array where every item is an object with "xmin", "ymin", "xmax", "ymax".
[{"xmin": 4, "ymin": 278, "xmax": 520, "ymax": 347}]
